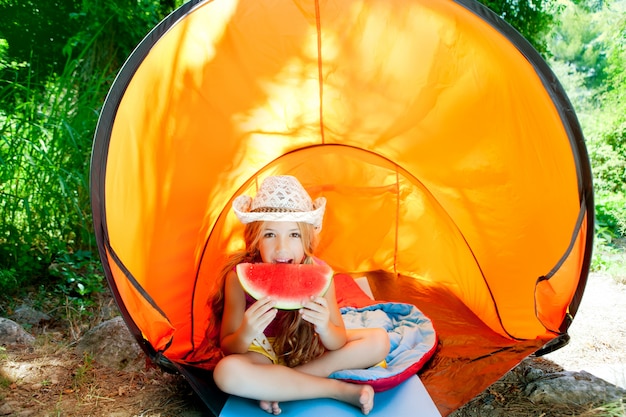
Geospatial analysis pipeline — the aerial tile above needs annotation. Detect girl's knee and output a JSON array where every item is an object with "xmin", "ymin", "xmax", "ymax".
[
  {"xmin": 213, "ymin": 356, "xmax": 244, "ymax": 393},
  {"xmin": 372, "ymin": 328, "xmax": 390, "ymax": 357}
]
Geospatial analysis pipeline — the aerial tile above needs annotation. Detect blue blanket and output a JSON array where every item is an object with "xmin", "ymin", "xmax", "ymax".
[{"xmin": 330, "ymin": 302, "xmax": 438, "ymax": 391}]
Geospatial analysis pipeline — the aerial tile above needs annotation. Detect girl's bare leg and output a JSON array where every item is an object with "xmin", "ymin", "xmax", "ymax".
[
  {"xmin": 296, "ymin": 327, "xmax": 390, "ymax": 377},
  {"xmin": 213, "ymin": 353, "xmax": 376, "ymax": 415}
]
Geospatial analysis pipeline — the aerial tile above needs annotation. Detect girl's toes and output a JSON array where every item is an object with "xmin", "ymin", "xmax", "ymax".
[{"xmin": 259, "ymin": 400, "xmax": 272, "ymax": 413}]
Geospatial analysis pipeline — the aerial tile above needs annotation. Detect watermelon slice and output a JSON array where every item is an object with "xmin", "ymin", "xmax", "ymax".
[{"xmin": 236, "ymin": 262, "xmax": 334, "ymax": 310}]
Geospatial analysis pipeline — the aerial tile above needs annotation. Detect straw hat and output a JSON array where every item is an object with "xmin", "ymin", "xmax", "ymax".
[{"xmin": 232, "ymin": 176, "xmax": 326, "ymax": 230}]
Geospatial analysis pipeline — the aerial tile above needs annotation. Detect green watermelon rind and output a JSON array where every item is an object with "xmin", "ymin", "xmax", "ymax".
[{"xmin": 236, "ymin": 263, "xmax": 334, "ymax": 310}]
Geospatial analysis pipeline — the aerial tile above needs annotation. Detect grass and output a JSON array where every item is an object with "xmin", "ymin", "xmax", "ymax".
[
  {"xmin": 0, "ymin": 374, "xmax": 10, "ymax": 389},
  {"xmin": 581, "ymin": 398, "xmax": 626, "ymax": 417},
  {"xmin": 0, "ymin": 32, "xmax": 112, "ymax": 293},
  {"xmin": 592, "ymin": 237, "xmax": 626, "ymax": 285},
  {"xmin": 73, "ymin": 352, "xmax": 95, "ymax": 390}
]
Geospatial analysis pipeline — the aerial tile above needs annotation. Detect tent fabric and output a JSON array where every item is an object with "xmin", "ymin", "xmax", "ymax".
[{"xmin": 90, "ymin": 0, "xmax": 594, "ymax": 415}]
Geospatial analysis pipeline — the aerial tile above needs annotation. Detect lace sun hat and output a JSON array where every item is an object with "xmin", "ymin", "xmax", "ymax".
[{"xmin": 232, "ymin": 176, "xmax": 326, "ymax": 230}]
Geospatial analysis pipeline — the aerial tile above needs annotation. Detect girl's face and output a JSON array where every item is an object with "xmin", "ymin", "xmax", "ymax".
[{"xmin": 258, "ymin": 221, "xmax": 305, "ymax": 264}]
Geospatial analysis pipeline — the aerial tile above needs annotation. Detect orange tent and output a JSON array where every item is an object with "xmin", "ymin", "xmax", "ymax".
[{"xmin": 90, "ymin": 0, "xmax": 593, "ymax": 414}]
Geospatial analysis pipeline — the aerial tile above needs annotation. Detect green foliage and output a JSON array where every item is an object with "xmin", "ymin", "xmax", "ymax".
[
  {"xmin": 49, "ymin": 250, "xmax": 105, "ymax": 298},
  {"xmin": 591, "ymin": 243, "xmax": 626, "ymax": 284},
  {"xmin": 595, "ymin": 191, "xmax": 626, "ymax": 236},
  {"xmin": 0, "ymin": 1, "xmax": 183, "ymax": 112},
  {"xmin": 0, "ymin": 267, "xmax": 18, "ymax": 295},
  {"xmin": 0, "ymin": 1, "xmax": 185, "ymax": 294},
  {"xmin": 0, "ymin": 48, "xmax": 104, "ymax": 284},
  {"xmin": 0, "ymin": 1, "xmax": 81, "ymax": 76},
  {"xmin": 549, "ymin": 0, "xmax": 626, "ymax": 242},
  {"xmin": 0, "ymin": 38, "xmax": 7, "ymax": 64},
  {"xmin": 588, "ymin": 134, "xmax": 626, "ymax": 196},
  {"xmin": 594, "ymin": 5, "xmax": 626, "ymax": 239},
  {"xmin": 549, "ymin": 0, "xmax": 610, "ymax": 89},
  {"xmin": 63, "ymin": 0, "xmax": 183, "ymax": 83},
  {"xmin": 480, "ymin": 0, "xmax": 558, "ymax": 55},
  {"xmin": 603, "ymin": 12, "xmax": 625, "ymax": 92},
  {"xmin": 45, "ymin": 250, "xmax": 107, "ymax": 339}
]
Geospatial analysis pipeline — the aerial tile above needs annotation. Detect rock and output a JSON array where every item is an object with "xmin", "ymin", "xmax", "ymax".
[
  {"xmin": 75, "ymin": 316, "xmax": 144, "ymax": 371},
  {"xmin": 0, "ymin": 402, "xmax": 14, "ymax": 416},
  {"xmin": 525, "ymin": 370, "xmax": 626, "ymax": 405},
  {"xmin": 452, "ymin": 357, "xmax": 626, "ymax": 416},
  {"xmin": 10, "ymin": 305, "xmax": 51, "ymax": 326},
  {"xmin": 0, "ymin": 318, "xmax": 35, "ymax": 345}
]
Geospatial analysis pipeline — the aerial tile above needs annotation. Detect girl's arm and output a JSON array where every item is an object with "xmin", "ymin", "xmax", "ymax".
[
  {"xmin": 300, "ymin": 278, "xmax": 347, "ymax": 351},
  {"xmin": 219, "ymin": 270, "xmax": 277, "ymax": 355}
]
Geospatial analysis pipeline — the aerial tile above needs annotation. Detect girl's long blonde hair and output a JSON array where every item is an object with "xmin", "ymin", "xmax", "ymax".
[{"xmin": 208, "ymin": 221, "xmax": 326, "ymax": 367}]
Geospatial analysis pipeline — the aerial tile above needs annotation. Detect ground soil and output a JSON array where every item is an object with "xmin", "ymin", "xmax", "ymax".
[{"xmin": 1, "ymin": 271, "xmax": 625, "ymax": 417}]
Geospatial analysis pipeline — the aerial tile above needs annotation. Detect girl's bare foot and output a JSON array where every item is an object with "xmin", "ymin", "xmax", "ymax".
[
  {"xmin": 342, "ymin": 384, "xmax": 374, "ymax": 415},
  {"xmin": 259, "ymin": 400, "xmax": 281, "ymax": 415},
  {"xmin": 358, "ymin": 385, "xmax": 375, "ymax": 415}
]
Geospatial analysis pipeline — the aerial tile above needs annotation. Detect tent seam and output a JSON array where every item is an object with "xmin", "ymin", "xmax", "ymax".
[
  {"xmin": 315, "ymin": 0, "xmax": 325, "ymax": 144},
  {"xmin": 394, "ymin": 168, "xmax": 399, "ymax": 274}
]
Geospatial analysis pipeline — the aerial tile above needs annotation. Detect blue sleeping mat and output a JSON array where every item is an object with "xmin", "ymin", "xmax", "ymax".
[{"xmin": 219, "ymin": 374, "xmax": 441, "ymax": 416}]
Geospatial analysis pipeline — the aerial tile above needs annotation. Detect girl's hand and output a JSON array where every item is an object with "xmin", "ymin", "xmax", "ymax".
[
  {"xmin": 240, "ymin": 297, "xmax": 277, "ymax": 339},
  {"xmin": 299, "ymin": 296, "xmax": 331, "ymax": 334}
]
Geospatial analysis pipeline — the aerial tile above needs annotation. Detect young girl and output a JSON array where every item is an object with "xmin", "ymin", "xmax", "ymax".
[{"xmin": 211, "ymin": 175, "xmax": 390, "ymax": 415}]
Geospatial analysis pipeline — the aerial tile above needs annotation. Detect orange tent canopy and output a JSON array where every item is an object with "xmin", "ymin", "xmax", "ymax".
[{"xmin": 91, "ymin": 0, "xmax": 593, "ymax": 414}]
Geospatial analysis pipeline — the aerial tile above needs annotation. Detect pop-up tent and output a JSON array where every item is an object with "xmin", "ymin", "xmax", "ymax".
[{"xmin": 90, "ymin": 0, "xmax": 594, "ymax": 415}]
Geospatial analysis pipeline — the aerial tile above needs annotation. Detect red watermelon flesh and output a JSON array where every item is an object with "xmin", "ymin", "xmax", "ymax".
[{"xmin": 236, "ymin": 263, "xmax": 334, "ymax": 310}]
